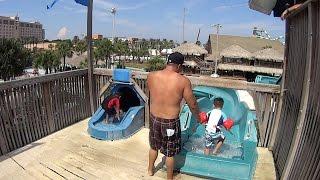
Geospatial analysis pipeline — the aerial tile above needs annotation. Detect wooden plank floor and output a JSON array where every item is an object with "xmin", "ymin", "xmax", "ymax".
[{"xmin": 0, "ymin": 119, "xmax": 276, "ymax": 180}]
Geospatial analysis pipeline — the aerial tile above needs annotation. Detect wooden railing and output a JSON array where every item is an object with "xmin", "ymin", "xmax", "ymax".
[
  {"xmin": 0, "ymin": 70, "xmax": 91, "ymax": 156},
  {"xmin": 272, "ymin": 1, "xmax": 320, "ymax": 179},
  {"xmin": 0, "ymin": 67, "xmax": 281, "ymax": 156}
]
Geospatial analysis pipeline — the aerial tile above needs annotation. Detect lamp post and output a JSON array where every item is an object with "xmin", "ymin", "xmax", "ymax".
[
  {"xmin": 111, "ymin": 7, "xmax": 116, "ymax": 43},
  {"xmin": 211, "ymin": 24, "xmax": 222, "ymax": 78},
  {"xmin": 109, "ymin": 7, "xmax": 116, "ymax": 69},
  {"xmin": 182, "ymin": 8, "xmax": 186, "ymax": 43}
]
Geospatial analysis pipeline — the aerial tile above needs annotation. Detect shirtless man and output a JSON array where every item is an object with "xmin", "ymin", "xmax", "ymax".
[{"xmin": 147, "ymin": 52, "xmax": 201, "ymax": 180}]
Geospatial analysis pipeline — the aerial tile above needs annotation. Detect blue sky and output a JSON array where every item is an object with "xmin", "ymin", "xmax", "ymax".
[{"xmin": 0, "ymin": 0, "xmax": 285, "ymax": 43}]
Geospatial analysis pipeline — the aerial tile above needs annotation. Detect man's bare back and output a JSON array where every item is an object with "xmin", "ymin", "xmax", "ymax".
[
  {"xmin": 147, "ymin": 52, "xmax": 200, "ymax": 180},
  {"xmin": 147, "ymin": 68, "xmax": 198, "ymax": 120}
]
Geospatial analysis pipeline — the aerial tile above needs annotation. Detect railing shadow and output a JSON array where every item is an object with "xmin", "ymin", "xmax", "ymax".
[{"xmin": 0, "ymin": 142, "xmax": 44, "ymax": 162}]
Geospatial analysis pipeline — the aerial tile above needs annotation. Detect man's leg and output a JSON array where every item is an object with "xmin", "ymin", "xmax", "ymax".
[
  {"xmin": 148, "ymin": 148, "xmax": 158, "ymax": 176},
  {"xmin": 166, "ymin": 156, "xmax": 174, "ymax": 180}
]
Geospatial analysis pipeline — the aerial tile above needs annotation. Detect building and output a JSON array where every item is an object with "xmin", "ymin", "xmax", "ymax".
[
  {"xmin": 206, "ymin": 34, "xmax": 284, "ymax": 55},
  {"xmin": 205, "ymin": 34, "xmax": 284, "ymax": 80},
  {"xmin": 24, "ymin": 42, "xmax": 57, "ymax": 50},
  {"xmin": 92, "ymin": 34, "xmax": 103, "ymax": 40},
  {"xmin": 0, "ymin": 15, "xmax": 45, "ymax": 41}
]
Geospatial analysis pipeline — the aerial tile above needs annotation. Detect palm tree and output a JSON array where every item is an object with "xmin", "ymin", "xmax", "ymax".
[
  {"xmin": 0, "ymin": 39, "xmax": 30, "ymax": 81},
  {"xmin": 52, "ymin": 51, "xmax": 61, "ymax": 73},
  {"xmin": 95, "ymin": 39, "xmax": 113, "ymax": 68},
  {"xmin": 141, "ymin": 47, "xmax": 149, "ymax": 61},
  {"xmin": 93, "ymin": 48, "xmax": 102, "ymax": 67},
  {"xmin": 146, "ymin": 56, "xmax": 165, "ymax": 72},
  {"xmin": 131, "ymin": 48, "xmax": 138, "ymax": 62},
  {"xmin": 48, "ymin": 43, "xmax": 54, "ymax": 50},
  {"xmin": 114, "ymin": 41, "xmax": 127, "ymax": 68},
  {"xmin": 57, "ymin": 40, "xmax": 73, "ymax": 71},
  {"xmin": 33, "ymin": 50, "xmax": 58, "ymax": 74},
  {"xmin": 74, "ymin": 40, "xmax": 87, "ymax": 55}
]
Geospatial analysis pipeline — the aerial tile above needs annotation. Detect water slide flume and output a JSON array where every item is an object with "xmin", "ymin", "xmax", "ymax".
[
  {"xmin": 88, "ymin": 69, "xmax": 147, "ymax": 140},
  {"xmin": 175, "ymin": 86, "xmax": 258, "ymax": 180}
]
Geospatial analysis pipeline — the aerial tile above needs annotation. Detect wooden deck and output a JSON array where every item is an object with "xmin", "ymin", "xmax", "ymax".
[{"xmin": 0, "ymin": 119, "xmax": 276, "ymax": 180}]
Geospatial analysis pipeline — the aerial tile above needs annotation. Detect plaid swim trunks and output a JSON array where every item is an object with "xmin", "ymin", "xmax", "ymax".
[{"xmin": 149, "ymin": 114, "xmax": 181, "ymax": 157}]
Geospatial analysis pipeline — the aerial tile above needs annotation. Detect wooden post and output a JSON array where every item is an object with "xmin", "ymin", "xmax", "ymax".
[
  {"xmin": 43, "ymin": 82, "xmax": 55, "ymax": 133},
  {"xmin": 0, "ymin": 92, "xmax": 9, "ymax": 155},
  {"xmin": 144, "ymin": 82, "xmax": 150, "ymax": 128},
  {"xmin": 281, "ymin": 3, "xmax": 314, "ymax": 179},
  {"xmin": 87, "ymin": 0, "xmax": 96, "ymax": 115},
  {"xmin": 84, "ymin": 75, "xmax": 91, "ymax": 115},
  {"xmin": 269, "ymin": 18, "xmax": 291, "ymax": 150},
  {"xmin": 132, "ymin": 79, "xmax": 149, "ymax": 127}
]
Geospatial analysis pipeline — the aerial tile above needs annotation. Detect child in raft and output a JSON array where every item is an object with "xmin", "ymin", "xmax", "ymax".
[{"xmin": 204, "ymin": 97, "xmax": 227, "ymax": 155}]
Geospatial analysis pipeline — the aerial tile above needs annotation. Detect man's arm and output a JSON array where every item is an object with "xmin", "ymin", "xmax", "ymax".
[{"xmin": 183, "ymin": 78, "xmax": 200, "ymax": 123}]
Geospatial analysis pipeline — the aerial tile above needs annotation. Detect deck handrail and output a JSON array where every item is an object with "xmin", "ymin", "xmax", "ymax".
[
  {"xmin": 0, "ymin": 69, "xmax": 91, "ymax": 155},
  {"xmin": 94, "ymin": 68, "xmax": 280, "ymax": 93},
  {"xmin": 0, "ymin": 69, "xmax": 88, "ymax": 91}
]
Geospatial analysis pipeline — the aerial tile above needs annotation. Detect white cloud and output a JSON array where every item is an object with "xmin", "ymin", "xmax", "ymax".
[{"xmin": 57, "ymin": 27, "xmax": 69, "ymax": 39}]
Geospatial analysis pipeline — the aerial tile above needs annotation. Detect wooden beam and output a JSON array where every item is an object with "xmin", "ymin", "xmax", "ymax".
[
  {"xmin": 131, "ymin": 79, "xmax": 149, "ymax": 128},
  {"xmin": 131, "ymin": 78, "xmax": 148, "ymax": 103},
  {"xmin": 94, "ymin": 68, "xmax": 280, "ymax": 93},
  {"xmin": 187, "ymin": 76, "xmax": 280, "ymax": 93},
  {"xmin": 42, "ymin": 82, "xmax": 55, "ymax": 133},
  {"xmin": 99, "ymin": 80, "xmax": 111, "ymax": 97},
  {"xmin": 281, "ymin": 3, "xmax": 314, "ymax": 179},
  {"xmin": 87, "ymin": 0, "xmax": 96, "ymax": 114},
  {"xmin": 269, "ymin": 16, "xmax": 291, "ymax": 150},
  {"xmin": 0, "ymin": 69, "xmax": 88, "ymax": 91},
  {"xmin": 285, "ymin": 0, "xmax": 315, "ymax": 20}
]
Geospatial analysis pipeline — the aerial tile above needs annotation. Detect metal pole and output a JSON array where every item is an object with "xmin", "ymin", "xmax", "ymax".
[
  {"xmin": 87, "ymin": 0, "xmax": 96, "ymax": 115},
  {"xmin": 215, "ymin": 25, "xmax": 219, "ymax": 75},
  {"xmin": 111, "ymin": 7, "xmax": 116, "ymax": 69},
  {"xmin": 112, "ymin": 8, "xmax": 116, "ymax": 43},
  {"xmin": 212, "ymin": 24, "xmax": 222, "ymax": 78},
  {"xmin": 183, "ymin": 8, "xmax": 185, "ymax": 43}
]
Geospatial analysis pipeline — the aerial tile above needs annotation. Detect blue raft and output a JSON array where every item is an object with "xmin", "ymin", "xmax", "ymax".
[
  {"xmin": 175, "ymin": 86, "xmax": 258, "ymax": 180},
  {"xmin": 88, "ymin": 69, "xmax": 146, "ymax": 140}
]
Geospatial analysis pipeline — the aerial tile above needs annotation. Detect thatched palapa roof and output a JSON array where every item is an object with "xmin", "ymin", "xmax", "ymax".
[
  {"xmin": 218, "ymin": 64, "xmax": 283, "ymax": 75},
  {"xmin": 204, "ymin": 53, "xmax": 221, "ymax": 61},
  {"xmin": 207, "ymin": 34, "xmax": 284, "ymax": 54},
  {"xmin": 173, "ymin": 43, "xmax": 208, "ymax": 56},
  {"xmin": 253, "ymin": 48, "xmax": 284, "ymax": 62},
  {"xmin": 220, "ymin": 45, "xmax": 252, "ymax": 59}
]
